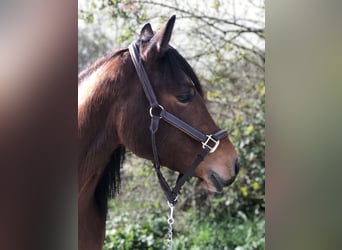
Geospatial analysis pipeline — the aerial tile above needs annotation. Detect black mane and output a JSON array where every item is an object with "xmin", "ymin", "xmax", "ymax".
[{"xmin": 95, "ymin": 147, "xmax": 125, "ymax": 214}]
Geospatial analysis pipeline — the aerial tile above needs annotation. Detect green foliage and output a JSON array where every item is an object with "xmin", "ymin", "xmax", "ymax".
[
  {"xmin": 174, "ymin": 212, "xmax": 265, "ymax": 250},
  {"xmin": 104, "ymin": 204, "xmax": 264, "ymax": 250},
  {"xmin": 104, "ymin": 214, "xmax": 166, "ymax": 249},
  {"xmin": 222, "ymin": 81, "xmax": 265, "ymax": 216}
]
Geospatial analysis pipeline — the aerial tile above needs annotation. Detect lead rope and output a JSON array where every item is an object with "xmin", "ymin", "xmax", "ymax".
[{"xmin": 167, "ymin": 202, "xmax": 175, "ymax": 250}]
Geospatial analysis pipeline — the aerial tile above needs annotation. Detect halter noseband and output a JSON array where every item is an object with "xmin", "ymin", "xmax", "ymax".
[{"xmin": 128, "ymin": 42, "xmax": 227, "ymax": 205}]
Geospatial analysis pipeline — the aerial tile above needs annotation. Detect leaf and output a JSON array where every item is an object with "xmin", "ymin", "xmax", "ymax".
[
  {"xmin": 252, "ymin": 182, "xmax": 260, "ymax": 191},
  {"xmin": 240, "ymin": 186, "xmax": 248, "ymax": 197},
  {"xmin": 245, "ymin": 124, "xmax": 254, "ymax": 135}
]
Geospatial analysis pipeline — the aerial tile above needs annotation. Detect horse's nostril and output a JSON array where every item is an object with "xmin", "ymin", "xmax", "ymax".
[{"xmin": 234, "ymin": 159, "xmax": 240, "ymax": 176}]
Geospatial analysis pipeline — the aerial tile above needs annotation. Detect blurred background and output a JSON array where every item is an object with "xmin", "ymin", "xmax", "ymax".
[{"xmin": 78, "ymin": 0, "xmax": 265, "ymax": 249}]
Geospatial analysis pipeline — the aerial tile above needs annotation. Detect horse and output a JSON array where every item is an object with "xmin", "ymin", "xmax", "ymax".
[{"xmin": 78, "ymin": 15, "xmax": 240, "ymax": 250}]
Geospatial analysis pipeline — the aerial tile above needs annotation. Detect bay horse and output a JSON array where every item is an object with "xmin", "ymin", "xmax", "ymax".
[{"xmin": 78, "ymin": 15, "xmax": 239, "ymax": 250}]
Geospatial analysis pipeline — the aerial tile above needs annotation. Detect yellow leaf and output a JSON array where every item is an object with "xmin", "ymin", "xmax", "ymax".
[
  {"xmin": 240, "ymin": 186, "xmax": 248, "ymax": 197},
  {"xmin": 246, "ymin": 125, "xmax": 254, "ymax": 135},
  {"xmin": 259, "ymin": 85, "xmax": 265, "ymax": 95},
  {"xmin": 252, "ymin": 182, "xmax": 260, "ymax": 190}
]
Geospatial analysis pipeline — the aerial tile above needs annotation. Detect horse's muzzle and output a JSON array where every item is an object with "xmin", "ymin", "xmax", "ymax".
[{"xmin": 209, "ymin": 159, "xmax": 240, "ymax": 192}]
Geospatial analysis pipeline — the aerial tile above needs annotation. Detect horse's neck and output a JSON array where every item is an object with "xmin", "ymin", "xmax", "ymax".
[{"xmin": 78, "ymin": 66, "xmax": 120, "ymax": 192}]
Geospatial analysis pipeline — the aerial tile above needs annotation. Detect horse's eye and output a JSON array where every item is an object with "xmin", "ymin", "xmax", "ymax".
[{"xmin": 176, "ymin": 93, "xmax": 193, "ymax": 103}]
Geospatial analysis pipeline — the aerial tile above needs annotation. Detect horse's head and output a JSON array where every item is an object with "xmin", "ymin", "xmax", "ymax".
[{"xmin": 118, "ymin": 16, "xmax": 239, "ymax": 192}]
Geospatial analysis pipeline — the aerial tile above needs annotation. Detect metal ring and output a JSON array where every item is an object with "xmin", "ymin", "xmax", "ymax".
[
  {"xmin": 149, "ymin": 104, "xmax": 165, "ymax": 118},
  {"xmin": 202, "ymin": 134, "xmax": 220, "ymax": 153}
]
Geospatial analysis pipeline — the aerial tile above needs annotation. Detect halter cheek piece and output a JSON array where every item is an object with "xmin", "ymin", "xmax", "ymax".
[{"xmin": 128, "ymin": 42, "xmax": 227, "ymax": 205}]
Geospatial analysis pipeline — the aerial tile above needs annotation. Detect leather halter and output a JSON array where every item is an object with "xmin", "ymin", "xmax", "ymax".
[{"xmin": 128, "ymin": 41, "xmax": 227, "ymax": 205}]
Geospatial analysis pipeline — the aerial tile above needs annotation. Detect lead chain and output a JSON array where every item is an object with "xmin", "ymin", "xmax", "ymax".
[{"xmin": 167, "ymin": 202, "xmax": 175, "ymax": 250}]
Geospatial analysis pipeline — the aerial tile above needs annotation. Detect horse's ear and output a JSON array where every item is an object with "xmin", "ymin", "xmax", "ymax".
[
  {"xmin": 139, "ymin": 23, "xmax": 154, "ymax": 41},
  {"xmin": 142, "ymin": 15, "xmax": 176, "ymax": 60},
  {"xmin": 153, "ymin": 15, "xmax": 176, "ymax": 54}
]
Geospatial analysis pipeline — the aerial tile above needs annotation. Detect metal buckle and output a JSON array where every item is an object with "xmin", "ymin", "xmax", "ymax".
[
  {"xmin": 149, "ymin": 105, "xmax": 165, "ymax": 118},
  {"xmin": 202, "ymin": 135, "xmax": 220, "ymax": 153}
]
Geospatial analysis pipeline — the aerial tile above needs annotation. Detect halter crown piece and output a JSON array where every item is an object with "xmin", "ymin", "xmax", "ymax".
[{"xmin": 128, "ymin": 41, "xmax": 227, "ymax": 205}]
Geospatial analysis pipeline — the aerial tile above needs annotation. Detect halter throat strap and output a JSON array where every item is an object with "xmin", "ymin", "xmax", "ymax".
[{"xmin": 128, "ymin": 41, "xmax": 227, "ymax": 205}]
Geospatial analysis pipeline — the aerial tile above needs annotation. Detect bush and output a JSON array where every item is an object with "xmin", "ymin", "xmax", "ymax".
[
  {"xmin": 105, "ymin": 206, "xmax": 265, "ymax": 250},
  {"xmin": 104, "ymin": 211, "xmax": 167, "ymax": 250}
]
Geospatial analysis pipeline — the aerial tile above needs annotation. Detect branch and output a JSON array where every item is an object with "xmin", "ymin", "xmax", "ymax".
[{"xmin": 139, "ymin": 0, "xmax": 264, "ymax": 33}]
